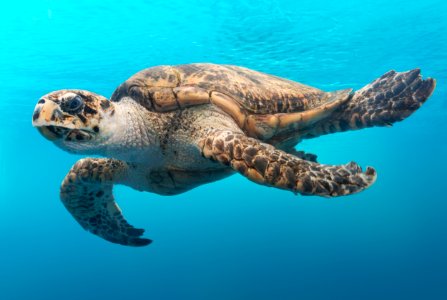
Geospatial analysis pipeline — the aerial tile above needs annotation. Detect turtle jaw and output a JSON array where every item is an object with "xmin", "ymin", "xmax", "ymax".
[
  {"xmin": 36, "ymin": 125, "xmax": 94, "ymax": 142},
  {"xmin": 37, "ymin": 125, "xmax": 69, "ymax": 141}
]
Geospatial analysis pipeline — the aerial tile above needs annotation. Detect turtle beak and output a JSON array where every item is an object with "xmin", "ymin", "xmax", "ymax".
[
  {"xmin": 32, "ymin": 98, "xmax": 62, "ymax": 126},
  {"xmin": 32, "ymin": 98, "xmax": 66, "ymax": 140}
]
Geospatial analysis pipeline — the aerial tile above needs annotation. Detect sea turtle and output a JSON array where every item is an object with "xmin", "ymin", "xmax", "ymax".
[{"xmin": 32, "ymin": 64, "xmax": 435, "ymax": 246}]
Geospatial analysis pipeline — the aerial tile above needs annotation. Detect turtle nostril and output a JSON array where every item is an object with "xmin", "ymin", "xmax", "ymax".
[
  {"xmin": 32, "ymin": 106, "xmax": 42, "ymax": 121},
  {"xmin": 32, "ymin": 111, "xmax": 40, "ymax": 121},
  {"xmin": 38, "ymin": 99, "xmax": 46, "ymax": 104}
]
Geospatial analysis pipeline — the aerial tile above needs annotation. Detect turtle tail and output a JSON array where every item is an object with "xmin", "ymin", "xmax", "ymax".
[{"xmin": 302, "ymin": 69, "xmax": 436, "ymax": 138}]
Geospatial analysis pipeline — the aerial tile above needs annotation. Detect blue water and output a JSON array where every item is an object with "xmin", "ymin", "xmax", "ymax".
[{"xmin": 1, "ymin": 0, "xmax": 446, "ymax": 299}]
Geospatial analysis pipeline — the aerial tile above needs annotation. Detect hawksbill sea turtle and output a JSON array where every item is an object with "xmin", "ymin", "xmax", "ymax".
[{"xmin": 32, "ymin": 63, "xmax": 436, "ymax": 246}]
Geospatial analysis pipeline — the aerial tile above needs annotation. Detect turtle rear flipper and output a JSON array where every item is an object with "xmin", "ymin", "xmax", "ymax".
[{"xmin": 302, "ymin": 69, "xmax": 436, "ymax": 138}]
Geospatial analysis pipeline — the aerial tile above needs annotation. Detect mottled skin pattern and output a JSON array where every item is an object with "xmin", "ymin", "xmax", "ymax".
[
  {"xmin": 32, "ymin": 63, "xmax": 436, "ymax": 246},
  {"xmin": 32, "ymin": 90, "xmax": 111, "ymax": 143},
  {"xmin": 302, "ymin": 69, "xmax": 435, "ymax": 139},
  {"xmin": 60, "ymin": 158, "xmax": 152, "ymax": 246}
]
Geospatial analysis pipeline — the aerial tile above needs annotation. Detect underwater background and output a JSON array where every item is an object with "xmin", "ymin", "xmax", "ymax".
[{"xmin": 1, "ymin": 0, "xmax": 446, "ymax": 299}]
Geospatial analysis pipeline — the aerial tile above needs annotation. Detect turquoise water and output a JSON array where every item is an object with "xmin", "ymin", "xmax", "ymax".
[{"xmin": 1, "ymin": 0, "xmax": 446, "ymax": 299}]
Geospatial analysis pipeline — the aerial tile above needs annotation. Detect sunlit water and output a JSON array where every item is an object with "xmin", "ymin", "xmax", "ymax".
[{"xmin": 1, "ymin": 1, "xmax": 446, "ymax": 299}]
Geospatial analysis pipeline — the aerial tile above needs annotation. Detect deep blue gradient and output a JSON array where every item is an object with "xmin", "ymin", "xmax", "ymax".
[{"xmin": 1, "ymin": 1, "xmax": 446, "ymax": 299}]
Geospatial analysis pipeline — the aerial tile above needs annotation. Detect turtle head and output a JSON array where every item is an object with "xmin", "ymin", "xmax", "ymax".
[{"xmin": 32, "ymin": 90, "xmax": 115, "ymax": 153}]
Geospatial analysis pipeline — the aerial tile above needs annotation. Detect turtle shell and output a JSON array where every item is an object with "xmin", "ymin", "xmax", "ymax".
[
  {"xmin": 111, "ymin": 63, "xmax": 340, "ymax": 114},
  {"xmin": 111, "ymin": 63, "xmax": 352, "ymax": 140}
]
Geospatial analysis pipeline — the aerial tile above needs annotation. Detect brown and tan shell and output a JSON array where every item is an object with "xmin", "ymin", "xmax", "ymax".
[{"xmin": 111, "ymin": 63, "xmax": 351, "ymax": 141}]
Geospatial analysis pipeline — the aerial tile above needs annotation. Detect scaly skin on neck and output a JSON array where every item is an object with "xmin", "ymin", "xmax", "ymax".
[
  {"xmin": 97, "ymin": 98, "xmax": 165, "ymax": 166},
  {"xmin": 95, "ymin": 98, "xmax": 243, "ymax": 172}
]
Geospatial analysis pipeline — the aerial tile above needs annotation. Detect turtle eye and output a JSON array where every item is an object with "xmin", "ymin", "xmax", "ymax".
[{"xmin": 63, "ymin": 95, "xmax": 84, "ymax": 113}]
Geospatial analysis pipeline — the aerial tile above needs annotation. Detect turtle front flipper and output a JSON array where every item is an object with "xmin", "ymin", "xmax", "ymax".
[
  {"xmin": 303, "ymin": 69, "xmax": 436, "ymax": 138},
  {"xmin": 60, "ymin": 158, "xmax": 152, "ymax": 246},
  {"xmin": 200, "ymin": 130, "xmax": 376, "ymax": 196}
]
